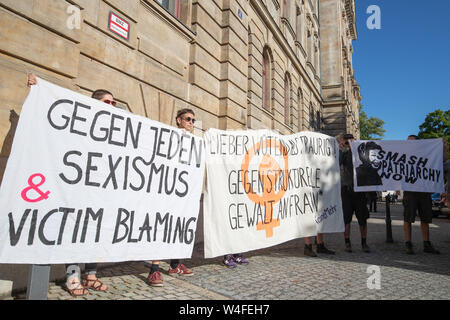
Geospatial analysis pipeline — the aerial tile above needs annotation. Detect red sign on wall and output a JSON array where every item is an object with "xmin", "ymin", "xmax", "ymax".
[{"xmin": 108, "ymin": 11, "xmax": 129, "ymax": 40}]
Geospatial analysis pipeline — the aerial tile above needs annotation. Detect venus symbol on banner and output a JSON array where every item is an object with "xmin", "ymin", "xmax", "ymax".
[{"xmin": 240, "ymin": 139, "xmax": 289, "ymax": 238}]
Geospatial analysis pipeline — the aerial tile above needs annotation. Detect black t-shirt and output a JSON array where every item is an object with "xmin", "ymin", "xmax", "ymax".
[{"xmin": 356, "ymin": 165, "xmax": 382, "ymax": 186}]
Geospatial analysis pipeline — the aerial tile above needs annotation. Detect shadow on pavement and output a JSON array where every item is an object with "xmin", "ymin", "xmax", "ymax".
[{"xmin": 186, "ymin": 203, "xmax": 450, "ymax": 278}]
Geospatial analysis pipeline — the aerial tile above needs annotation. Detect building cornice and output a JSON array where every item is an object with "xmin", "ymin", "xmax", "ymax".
[{"xmin": 344, "ymin": 0, "xmax": 357, "ymax": 40}]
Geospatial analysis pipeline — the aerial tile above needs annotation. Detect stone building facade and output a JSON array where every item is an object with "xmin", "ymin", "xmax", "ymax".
[
  {"xmin": 320, "ymin": 0, "xmax": 361, "ymax": 138},
  {"xmin": 0, "ymin": 0, "xmax": 360, "ymax": 293}
]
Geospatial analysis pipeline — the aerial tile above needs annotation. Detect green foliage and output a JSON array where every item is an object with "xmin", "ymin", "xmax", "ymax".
[
  {"xmin": 359, "ymin": 104, "xmax": 386, "ymax": 140},
  {"xmin": 418, "ymin": 109, "xmax": 449, "ymax": 159}
]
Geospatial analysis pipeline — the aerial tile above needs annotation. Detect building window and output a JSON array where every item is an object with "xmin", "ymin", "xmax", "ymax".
[
  {"xmin": 283, "ymin": 0, "xmax": 288, "ymax": 18},
  {"xmin": 284, "ymin": 73, "xmax": 291, "ymax": 125},
  {"xmin": 314, "ymin": 34, "xmax": 320, "ymax": 74},
  {"xmin": 306, "ymin": 17, "xmax": 313, "ymax": 63},
  {"xmin": 156, "ymin": 0, "xmax": 181, "ymax": 19},
  {"xmin": 316, "ymin": 110, "xmax": 321, "ymax": 131},
  {"xmin": 296, "ymin": 6, "xmax": 303, "ymax": 44},
  {"xmin": 262, "ymin": 48, "xmax": 271, "ymax": 111},
  {"xmin": 298, "ymin": 88, "xmax": 304, "ymax": 129}
]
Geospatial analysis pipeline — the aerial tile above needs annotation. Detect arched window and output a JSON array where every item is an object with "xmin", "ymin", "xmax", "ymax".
[
  {"xmin": 283, "ymin": 0, "xmax": 288, "ymax": 18},
  {"xmin": 296, "ymin": 6, "xmax": 304, "ymax": 44},
  {"xmin": 306, "ymin": 17, "xmax": 313, "ymax": 62},
  {"xmin": 284, "ymin": 73, "xmax": 291, "ymax": 125},
  {"xmin": 262, "ymin": 47, "xmax": 271, "ymax": 111},
  {"xmin": 314, "ymin": 33, "xmax": 320, "ymax": 75},
  {"xmin": 316, "ymin": 110, "xmax": 321, "ymax": 132}
]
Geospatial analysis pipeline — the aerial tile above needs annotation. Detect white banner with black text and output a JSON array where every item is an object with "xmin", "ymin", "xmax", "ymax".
[
  {"xmin": 203, "ymin": 129, "xmax": 344, "ymax": 258},
  {"xmin": 0, "ymin": 78, "xmax": 205, "ymax": 264}
]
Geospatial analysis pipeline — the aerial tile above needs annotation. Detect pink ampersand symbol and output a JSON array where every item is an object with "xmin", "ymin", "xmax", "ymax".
[{"xmin": 21, "ymin": 173, "xmax": 50, "ymax": 203}]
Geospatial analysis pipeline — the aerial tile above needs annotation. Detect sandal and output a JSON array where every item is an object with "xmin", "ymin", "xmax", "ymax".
[
  {"xmin": 65, "ymin": 278, "xmax": 89, "ymax": 297},
  {"xmin": 82, "ymin": 278, "xmax": 107, "ymax": 291}
]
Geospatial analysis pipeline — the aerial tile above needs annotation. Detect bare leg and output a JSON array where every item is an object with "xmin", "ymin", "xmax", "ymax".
[
  {"xmin": 420, "ymin": 222, "xmax": 429, "ymax": 242},
  {"xmin": 344, "ymin": 224, "xmax": 351, "ymax": 239},
  {"xmin": 317, "ymin": 233, "xmax": 324, "ymax": 244},
  {"xmin": 421, "ymin": 222, "xmax": 439, "ymax": 254},
  {"xmin": 359, "ymin": 225, "xmax": 367, "ymax": 239}
]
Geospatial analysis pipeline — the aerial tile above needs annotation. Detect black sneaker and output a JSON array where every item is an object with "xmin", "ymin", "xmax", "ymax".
[
  {"xmin": 344, "ymin": 242, "xmax": 352, "ymax": 253},
  {"xmin": 423, "ymin": 242, "xmax": 440, "ymax": 254},
  {"xmin": 405, "ymin": 241, "xmax": 414, "ymax": 254},
  {"xmin": 304, "ymin": 244, "xmax": 317, "ymax": 257},
  {"xmin": 316, "ymin": 243, "xmax": 335, "ymax": 255},
  {"xmin": 362, "ymin": 243, "xmax": 371, "ymax": 253}
]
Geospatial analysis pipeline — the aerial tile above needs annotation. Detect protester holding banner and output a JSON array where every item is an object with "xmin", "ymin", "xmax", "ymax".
[
  {"xmin": 27, "ymin": 73, "xmax": 37, "ymax": 87},
  {"xmin": 203, "ymin": 127, "xmax": 343, "ymax": 261},
  {"xmin": 300, "ymin": 134, "xmax": 348, "ymax": 256},
  {"xmin": 304, "ymin": 234, "xmax": 335, "ymax": 257},
  {"xmin": 3, "ymin": 76, "xmax": 204, "ymax": 298},
  {"xmin": 146, "ymin": 108, "xmax": 196, "ymax": 287},
  {"xmin": 402, "ymin": 135, "xmax": 441, "ymax": 255},
  {"xmin": 348, "ymin": 134, "xmax": 445, "ymax": 253},
  {"xmin": 341, "ymin": 134, "xmax": 371, "ymax": 253},
  {"xmin": 336, "ymin": 134, "xmax": 345, "ymax": 169},
  {"xmin": 64, "ymin": 88, "xmax": 116, "ymax": 294},
  {"xmin": 27, "ymin": 74, "xmax": 110, "ymax": 296},
  {"xmin": 302, "ymin": 132, "xmax": 343, "ymax": 257}
]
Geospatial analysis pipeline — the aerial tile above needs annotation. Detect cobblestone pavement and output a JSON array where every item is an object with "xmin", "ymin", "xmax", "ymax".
[{"xmin": 13, "ymin": 203, "xmax": 450, "ymax": 300}]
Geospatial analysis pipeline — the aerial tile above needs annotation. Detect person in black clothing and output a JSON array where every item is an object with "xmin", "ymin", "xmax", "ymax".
[
  {"xmin": 402, "ymin": 135, "xmax": 440, "ymax": 255},
  {"xmin": 302, "ymin": 134, "xmax": 346, "ymax": 257},
  {"xmin": 367, "ymin": 192, "xmax": 377, "ymax": 212},
  {"xmin": 340, "ymin": 134, "xmax": 371, "ymax": 253}
]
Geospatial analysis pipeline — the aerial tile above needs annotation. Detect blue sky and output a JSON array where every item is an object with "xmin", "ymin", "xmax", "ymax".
[{"xmin": 352, "ymin": 0, "xmax": 450, "ymax": 140}]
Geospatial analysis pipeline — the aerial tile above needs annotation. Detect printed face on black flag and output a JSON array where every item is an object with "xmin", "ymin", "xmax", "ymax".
[{"xmin": 356, "ymin": 141, "xmax": 384, "ymax": 187}]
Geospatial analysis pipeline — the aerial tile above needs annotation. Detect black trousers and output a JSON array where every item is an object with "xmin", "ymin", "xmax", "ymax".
[{"xmin": 369, "ymin": 199, "xmax": 377, "ymax": 212}]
